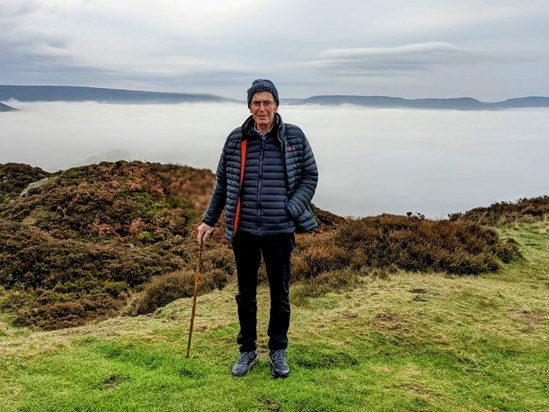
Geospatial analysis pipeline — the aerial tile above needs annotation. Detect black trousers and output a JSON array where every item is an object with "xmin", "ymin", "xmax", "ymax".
[{"xmin": 232, "ymin": 230, "xmax": 295, "ymax": 352}]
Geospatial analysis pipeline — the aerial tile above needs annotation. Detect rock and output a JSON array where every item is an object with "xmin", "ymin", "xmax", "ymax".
[{"xmin": 20, "ymin": 177, "xmax": 50, "ymax": 196}]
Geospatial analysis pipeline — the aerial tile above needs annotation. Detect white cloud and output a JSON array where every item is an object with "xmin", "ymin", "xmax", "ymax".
[
  {"xmin": 318, "ymin": 43, "xmax": 464, "ymax": 59},
  {"xmin": 7, "ymin": 26, "xmax": 72, "ymax": 54},
  {"xmin": 310, "ymin": 42, "xmax": 478, "ymax": 75}
]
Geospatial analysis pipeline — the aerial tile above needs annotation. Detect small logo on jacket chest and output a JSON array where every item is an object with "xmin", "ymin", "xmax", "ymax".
[{"xmin": 287, "ymin": 145, "xmax": 297, "ymax": 152}]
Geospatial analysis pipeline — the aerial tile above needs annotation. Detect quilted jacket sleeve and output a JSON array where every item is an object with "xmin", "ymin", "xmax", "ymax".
[
  {"xmin": 286, "ymin": 132, "xmax": 318, "ymax": 219},
  {"xmin": 202, "ymin": 140, "xmax": 228, "ymax": 227}
]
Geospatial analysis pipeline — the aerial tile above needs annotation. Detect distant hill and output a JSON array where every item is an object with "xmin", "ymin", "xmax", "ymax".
[
  {"xmin": 492, "ymin": 96, "xmax": 549, "ymax": 108},
  {"xmin": 0, "ymin": 85, "xmax": 236, "ymax": 104},
  {"xmin": 2, "ymin": 85, "xmax": 549, "ymax": 109},
  {"xmin": 286, "ymin": 95, "xmax": 549, "ymax": 110},
  {"xmin": 0, "ymin": 102, "xmax": 18, "ymax": 112}
]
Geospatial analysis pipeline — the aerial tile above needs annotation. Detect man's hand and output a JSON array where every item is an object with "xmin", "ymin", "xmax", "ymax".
[{"xmin": 197, "ymin": 222, "xmax": 214, "ymax": 244}]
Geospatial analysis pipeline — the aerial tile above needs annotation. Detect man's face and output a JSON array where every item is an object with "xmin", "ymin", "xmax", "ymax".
[{"xmin": 249, "ymin": 91, "xmax": 278, "ymax": 131}]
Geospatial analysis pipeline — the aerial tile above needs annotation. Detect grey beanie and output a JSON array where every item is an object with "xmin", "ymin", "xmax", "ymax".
[{"xmin": 247, "ymin": 79, "xmax": 279, "ymax": 107}]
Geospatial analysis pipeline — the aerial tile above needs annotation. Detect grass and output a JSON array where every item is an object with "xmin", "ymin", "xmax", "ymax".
[{"xmin": 0, "ymin": 222, "xmax": 548, "ymax": 411}]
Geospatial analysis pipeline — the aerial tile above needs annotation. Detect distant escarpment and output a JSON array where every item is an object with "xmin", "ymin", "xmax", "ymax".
[
  {"xmin": 286, "ymin": 95, "xmax": 549, "ymax": 110},
  {"xmin": 0, "ymin": 85, "xmax": 235, "ymax": 104},
  {"xmin": 0, "ymin": 161, "xmax": 537, "ymax": 330},
  {"xmin": 3, "ymin": 85, "xmax": 549, "ymax": 110}
]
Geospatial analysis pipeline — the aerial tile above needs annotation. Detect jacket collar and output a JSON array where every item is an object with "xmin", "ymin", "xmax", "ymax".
[{"xmin": 241, "ymin": 113, "xmax": 284, "ymax": 142}]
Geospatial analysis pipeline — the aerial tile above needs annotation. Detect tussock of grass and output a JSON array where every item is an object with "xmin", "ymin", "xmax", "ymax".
[
  {"xmin": 127, "ymin": 268, "xmax": 230, "ymax": 315},
  {"xmin": 291, "ymin": 268, "xmax": 363, "ymax": 306}
]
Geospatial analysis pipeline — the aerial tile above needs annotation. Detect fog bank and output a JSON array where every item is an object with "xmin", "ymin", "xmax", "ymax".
[{"xmin": 1, "ymin": 102, "xmax": 548, "ymax": 218}]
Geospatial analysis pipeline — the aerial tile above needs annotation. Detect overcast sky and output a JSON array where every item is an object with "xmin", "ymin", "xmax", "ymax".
[{"xmin": 1, "ymin": 0, "xmax": 549, "ymax": 101}]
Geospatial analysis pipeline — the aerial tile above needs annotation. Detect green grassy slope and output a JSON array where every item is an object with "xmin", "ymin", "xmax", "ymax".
[{"xmin": 0, "ymin": 221, "xmax": 547, "ymax": 412}]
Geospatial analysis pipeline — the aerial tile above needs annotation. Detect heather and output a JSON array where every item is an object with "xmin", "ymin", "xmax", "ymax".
[
  {"xmin": 450, "ymin": 195, "xmax": 549, "ymax": 225},
  {"xmin": 0, "ymin": 161, "xmax": 233, "ymax": 329},
  {"xmin": 0, "ymin": 161, "xmax": 540, "ymax": 330}
]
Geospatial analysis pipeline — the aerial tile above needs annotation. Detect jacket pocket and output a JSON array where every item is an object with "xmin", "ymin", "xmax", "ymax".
[
  {"xmin": 295, "ymin": 206, "xmax": 318, "ymax": 233},
  {"xmin": 285, "ymin": 198, "xmax": 299, "ymax": 219}
]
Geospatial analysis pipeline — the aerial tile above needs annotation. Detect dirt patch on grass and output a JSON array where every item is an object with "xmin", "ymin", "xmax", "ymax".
[
  {"xmin": 257, "ymin": 397, "xmax": 282, "ymax": 412},
  {"xmin": 101, "ymin": 374, "xmax": 129, "ymax": 390},
  {"xmin": 510, "ymin": 310, "xmax": 544, "ymax": 328},
  {"xmin": 369, "ymin": 312, "xmax": 411, "ymax": 334}
]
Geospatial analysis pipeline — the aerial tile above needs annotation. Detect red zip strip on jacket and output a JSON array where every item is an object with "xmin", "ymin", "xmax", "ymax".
[{"xmin": 233, "ymin": 139, "xmax": 247, "ymax": 234}]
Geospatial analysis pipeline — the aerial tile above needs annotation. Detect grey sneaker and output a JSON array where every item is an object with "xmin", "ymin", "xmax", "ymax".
[
  {"xmin": 269, "ymin": 349, "xmax": 290, "ymax": 378},
  {"xmin": 232, "ymin": 350, "xmax": 258, "ymax": 377}
]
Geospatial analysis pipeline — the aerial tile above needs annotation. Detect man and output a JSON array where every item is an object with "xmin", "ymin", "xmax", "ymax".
[{"xmin": 197, "ymin": 79, "xmax": 318, "ymax": 378}]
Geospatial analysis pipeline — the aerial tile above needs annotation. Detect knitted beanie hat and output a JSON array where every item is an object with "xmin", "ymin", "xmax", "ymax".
[{"xmin": 247, "ymin": 79, "xmax": 279, "ymax": 107}]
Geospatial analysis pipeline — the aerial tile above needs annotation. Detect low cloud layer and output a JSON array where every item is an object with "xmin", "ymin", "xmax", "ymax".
[{"xmin": 1, "ymin": 102, "xmax": 548, "ymax": 218}]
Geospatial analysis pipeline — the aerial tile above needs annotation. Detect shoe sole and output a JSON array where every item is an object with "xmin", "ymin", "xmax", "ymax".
[{"xmin": 232, "ymin": 355, "xmax": 258, "ymax": 377}]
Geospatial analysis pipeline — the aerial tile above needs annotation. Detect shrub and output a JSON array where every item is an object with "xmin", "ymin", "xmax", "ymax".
[
  {"xmin": 0, "ymin": 162, "xmax": 229, "ymax": 329},
  {"xmin": 0, "ymin": 163, "xmax": 51, "ymax": 203},
  {"xmin": 292, "ymin": 214, "xmax": 522, "ymax": 280},
  {"xmin": 130, "ymin": 269, "xmax": 230, "ymax": 315},
  {"xmin": 451, "ymin": 196, "xmax": 549, "ymax": 225},
  {"xmin": 1, "ymin": 161, "xmax": 215, "ymax": 242},
  {"xmin": 0, "ymin": 219, "xmax": 233, "ymax": 328},
  {"xmin": 0, "ymin": 288, "xmax": 35, "ymax": 312},
  {"xmin": 293, "ymin": 241, "xmax": 350, "ymax": 281},
  {"xmin": 15, "ymin": 293, "xmax": 122, "ymax": 330}
]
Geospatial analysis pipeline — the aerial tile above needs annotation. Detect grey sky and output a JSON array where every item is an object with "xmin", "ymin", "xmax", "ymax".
[{"xmin": 1, "ymin": 0, "xmax": 549, "ymax": 100}]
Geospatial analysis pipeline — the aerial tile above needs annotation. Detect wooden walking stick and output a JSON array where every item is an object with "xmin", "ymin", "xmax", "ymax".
[{"xmin": 186, "ymin": 239, "xmax": 204, "ymax": 358}]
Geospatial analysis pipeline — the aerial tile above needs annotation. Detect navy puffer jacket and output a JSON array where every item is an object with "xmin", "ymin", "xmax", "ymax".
[
  {"xmin": 237, "ymin": 119, "xmax": 293, "ymax": 235},
  {"xmin": 203, "ymin": 113, "xmax": 318, "ymax": 242}
]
